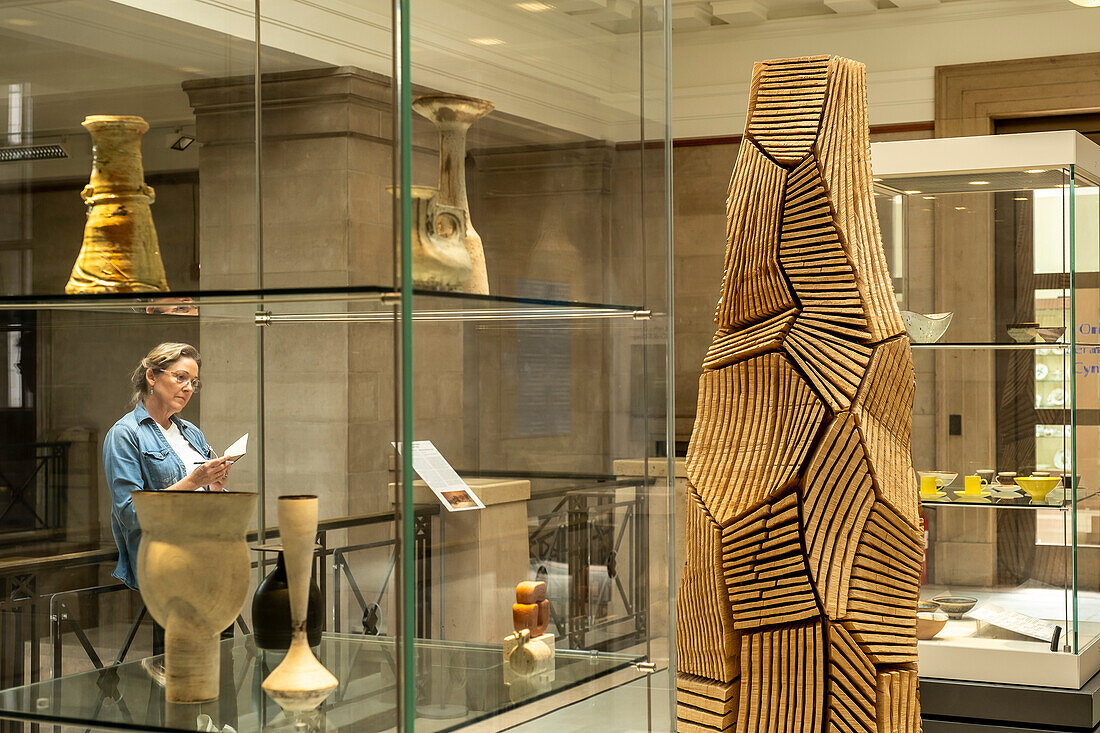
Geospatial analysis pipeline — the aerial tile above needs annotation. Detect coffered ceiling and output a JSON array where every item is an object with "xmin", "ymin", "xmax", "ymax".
[{"xmin": 670, "ymin": 0, "xmax": 963, "ymax": 31}]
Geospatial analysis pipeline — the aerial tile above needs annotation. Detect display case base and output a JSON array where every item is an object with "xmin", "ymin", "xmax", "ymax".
[
  {"xmin": 919, "ymin": 627, "xmax": 1100, "ymax": 688},
  {"xmin": 921, "ymin": 665, "xmax": 1100, "ymax": 732}
]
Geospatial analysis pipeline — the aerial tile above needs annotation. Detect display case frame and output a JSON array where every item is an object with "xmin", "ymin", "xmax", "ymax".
[
  {"xmin": 872, "ymin": 130, "xmax": 1100, "ymax": 688},
  {"xmin": 0, "ymin": 0, "xmax": 675, "ymax": 730}
]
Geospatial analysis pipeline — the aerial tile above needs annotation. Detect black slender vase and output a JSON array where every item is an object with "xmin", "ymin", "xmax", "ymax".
[{"xmin": 251, "ymin": 550, "xmax": 324, "ymax": 650}]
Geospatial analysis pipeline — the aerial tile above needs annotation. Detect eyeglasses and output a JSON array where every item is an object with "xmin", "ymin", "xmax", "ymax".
[{"xmin": 161, "ymin": 370, "xmax": 201, "ymax": 391}]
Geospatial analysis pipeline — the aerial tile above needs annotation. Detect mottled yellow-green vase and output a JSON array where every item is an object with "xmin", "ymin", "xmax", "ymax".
[{"xmin": 66, "ymin": 115, "xmax": 168, "ymax": 294}]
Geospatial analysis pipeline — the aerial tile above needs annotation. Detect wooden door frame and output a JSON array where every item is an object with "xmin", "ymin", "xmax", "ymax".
[{"xmin": 936, "ymin": 51, "xmax": 1100, "ymax": 138}]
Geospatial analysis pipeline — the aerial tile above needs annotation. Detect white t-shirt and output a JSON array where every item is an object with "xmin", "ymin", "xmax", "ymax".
[{"xmin": 156, "ymin": 420, "xmax": 211, "ymax": 489}]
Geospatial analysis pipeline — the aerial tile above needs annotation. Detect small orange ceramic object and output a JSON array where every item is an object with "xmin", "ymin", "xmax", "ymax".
[
  {"xmin": 512, "ymin": 582, "xmax": 550, "ymax": 636},
  {"xmin": 516, "ymin": 581, "xmax": 547, "ymax": 604},
  {"xmin": 536, "ymin": 599, "xmax": 549, "ymax": 635},
  {"xmin": 513, "ymin": 603, "xmax": 538, "ymax": 633}
]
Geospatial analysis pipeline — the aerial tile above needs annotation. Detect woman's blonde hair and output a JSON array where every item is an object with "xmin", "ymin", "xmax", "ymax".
[{"xmin": 129, "ymin": 342, "xmax": 201, "ymax": 406}]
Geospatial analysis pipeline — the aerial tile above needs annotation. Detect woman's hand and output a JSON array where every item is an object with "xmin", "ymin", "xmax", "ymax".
[
  {"xmin": 209, "ymin": 461, "xmax": 231, "ymax": 491},
  {"xmin": 188, "ymin": 456, "xmax": 233, "ymax": 490}
]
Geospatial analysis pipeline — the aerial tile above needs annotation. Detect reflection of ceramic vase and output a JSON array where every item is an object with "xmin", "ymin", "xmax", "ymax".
[
  {"xmin": 412, "ymin": 94, "xmax": 494, "ymax": 295},
  {"xmin": 262, "ymin": 496, "xmax": 338, "ymax": 711},
  {"xmin": 66, "ymin": 115, "xmax": 168, "ymax": 294},
  {"xmin": 391, "ymin": 185, "xmax": 473, "ymax": 291},
  {"xmin": 252, "ymin": 550, "xmax": 324, "ymax": 651},
  {"xmin": 132, "ymin": 491, "xmax": 257, "ymax": 703}
]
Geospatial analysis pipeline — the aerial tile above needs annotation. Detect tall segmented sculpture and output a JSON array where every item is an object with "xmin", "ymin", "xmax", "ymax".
[{"xmin": 677, "ymin": 56, "xmax": 921, "ymax": 733}]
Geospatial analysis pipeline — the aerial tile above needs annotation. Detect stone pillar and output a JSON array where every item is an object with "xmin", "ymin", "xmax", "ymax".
[
  {"xmin": 185, "ymin": 67, "xmax": 468, "ymax": 637},
  {"xmin": 400, "ymin": 478, "xmax": 531, "ymax": 712},
  {"xmin": 184, "ymin": 67, "xmax": 416, "ymax": 525}
]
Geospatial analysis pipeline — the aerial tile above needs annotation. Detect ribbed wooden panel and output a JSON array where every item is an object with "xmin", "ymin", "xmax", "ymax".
[
  {"xmin": 875, "ymin": 668, "xmax": 921, "ymax": 733},
  {"xmin": 722, "ymin": 491, "xmax": 820, "ymax": 630},
  {"xmin": 802, "ymin": 414, "xmax": 874, "ymax": 619},
  {"xmin": 736, "ymin": 622, "xmax": 826, "ymax": 733},
  {"xmin": 779, "ymin": 154, "xmax": 871, "ymax": 411},
  {"xmin": 686, "ymin": 353, "xmax": 824, "ymax": 525},
  {"xmin": 843, "ymin": 505, "xmax": 922, "ymax": 666},
  {"xmin": 678, "ymin": 673, "xmax": 741, "ymax": 732},
  {"xmin": 677, "ymin": 488, "xmax": 740, "ymax": 682},
  {"xmin": 715, "ymin": 141, "xmax": 794, "ymax": 330},
  {"xmin": 746, "ymin": 56, "xmax": 830, "ymax": 166},
  {"xmin": 853, "ymin": 337, "xmax": 918, "ymax": 521},
  {"xmin": 815, "ymin": 57, "xmax": 904, "ymax": 342},
  {"xmin": 704, "ymin": 308, "xmax": 798, "ymax": 371},
  {"xmin": 828, "ymin": 623, "xmax": 878, "ymax": 733},
  {"xmin": 677, "ymin": 686, "xmax": 739, "ymax": 726},
  {"xmin": 680, "ymin": 718, "xmax": 737, "ymax": 733}
]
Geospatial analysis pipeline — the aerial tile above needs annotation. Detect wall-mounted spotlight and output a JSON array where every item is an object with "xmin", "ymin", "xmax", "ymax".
[{"xmin": 169, "ymin": 133, "xmax": 195, "ymax": 151}]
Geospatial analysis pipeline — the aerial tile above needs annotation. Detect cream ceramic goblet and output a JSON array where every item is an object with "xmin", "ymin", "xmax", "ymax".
[{"xmin": 132, "ymin": 491, "xmax": 257, "ymax": 703}]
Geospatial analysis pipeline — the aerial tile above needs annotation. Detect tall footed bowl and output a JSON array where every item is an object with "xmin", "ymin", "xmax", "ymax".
[
  {"xmin": 262, "ymin": 495, "xmax": 338, "ymax": 711},
  {"xmin": 412, "ymin": 94, "xmax": 494, "ymax": 295},
  {"xmin": 132, "ymin": 491, "xmax": 257, "ymax": 703},
  {"xmin": 66, "ymin": 115, "xmax": 168, "ymax": 294}
]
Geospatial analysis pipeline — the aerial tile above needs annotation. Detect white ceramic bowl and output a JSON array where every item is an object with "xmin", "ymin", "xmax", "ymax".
[
  {"xmin": 932, "ymin": 595, "xmax": 977, "ymax": 619},
  {"xmin": 901, "ymin": 311, "xmax": 953, "ymax": 344},
  {"xmin": 918, "ymin": 470, "xmax": 958, "ymax": 489}
]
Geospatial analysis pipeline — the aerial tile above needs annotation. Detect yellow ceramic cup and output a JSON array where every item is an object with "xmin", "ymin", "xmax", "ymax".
[
  {"xmin": 963, "ymin": 475, "xmax": 987, "ymax": 495},
  {"xmin": 920, "ymin": 475, "xmax": 943, "ymax": 495}
]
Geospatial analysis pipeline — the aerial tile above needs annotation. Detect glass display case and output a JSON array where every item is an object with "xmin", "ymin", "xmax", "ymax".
[
  {"xmin": 872, "ymin": 131, "xmax": 1100, "ymax": 688},
  {"xmin": 0, "ymin": 1, "xmax": 674, "ymax": 731}
]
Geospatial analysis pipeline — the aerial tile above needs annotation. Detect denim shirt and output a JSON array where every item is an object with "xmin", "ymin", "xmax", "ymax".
[{"xmin": 103, "ymin": 402, "xmax": 214, "ymax": 589}]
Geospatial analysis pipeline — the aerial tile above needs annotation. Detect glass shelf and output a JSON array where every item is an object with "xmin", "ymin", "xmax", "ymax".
[
  {"xmin": 0, "ymin": 287, "xmax": 653, "ymax": 322},
  {"xmin": 0, "ymin": 634, "xmax": 643, "ymax": 733},
  {"xmin": 919, "ymin": 486, "xmax": 1096, "ymax": 510},
  {"xmin": 910, "ymin": 342, "xmax": 1078, "ymax": 350}
]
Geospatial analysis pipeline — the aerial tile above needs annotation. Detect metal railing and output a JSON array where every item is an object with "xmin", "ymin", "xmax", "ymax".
[
  {"xmin": 0, "ymin": 508, "xmax": 437, "ymax": 690},
  {"xmin": 528, "ymin": 477, "xmax": 652, "ymax": 652},
  {"xmin": 0, "ymin": 441, "xmax": 68, "ymax": 535},
  {"xmin": 1, "ymin": 472, "xmax": 655, "ymax": 691}
]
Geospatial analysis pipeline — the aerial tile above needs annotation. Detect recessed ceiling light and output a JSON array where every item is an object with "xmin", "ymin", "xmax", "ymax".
[
  {"xmin": 516, "ymin": 1, "xmax": 553, "ymax": 10},
  {"xmin": 470, "ymin": 37, "xmax": 505, "ymax": 45},
  {"xmin": 969, "ymin": 180, "xmax": 990, "ymax": 185},
  {"xmin": 5, "ymin": 18, "xmax": 37, "ymax": 26},
  {"xmin": 1014, "ymin": 197, "xmax": 1028, "ymax": 201},
  {"xmin": 903, "ymin": 190, "xmax": 921, "ymax": 194},
  {"xmin": 954, "ymin": 206, "xmax": 968, "ymax": 211},
  {"xmin": 1069, "ymin": 0, "xmax": 1100, "ymax": 7},
  {"xmin": 1025, "ymin": 168, "xmax": 1047, "ymax": 174},
  {"xmin": 922, "ymin": 195, "xmax": 935, "ymax": 200}
]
